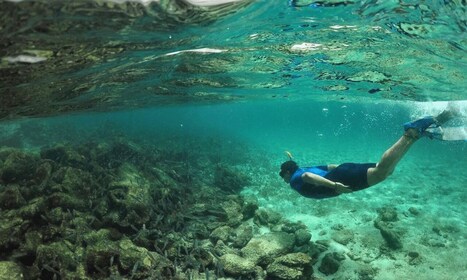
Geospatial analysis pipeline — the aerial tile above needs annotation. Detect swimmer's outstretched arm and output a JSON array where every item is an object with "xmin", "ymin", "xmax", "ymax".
[{"xmin": 302, "ymin": 172, "xmax": 352, "ymax": 193}]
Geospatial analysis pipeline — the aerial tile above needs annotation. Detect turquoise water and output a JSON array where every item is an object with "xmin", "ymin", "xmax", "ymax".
[
  {"xmin": 1, "ymin": 0, "xmax": 466, "ymax": 279},
  {"xmin": 1, "ymin": 99, "xmax": 466, "ymax": 278}
]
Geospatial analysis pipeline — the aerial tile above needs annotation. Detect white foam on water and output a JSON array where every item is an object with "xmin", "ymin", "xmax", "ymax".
[
  {"xmin": 163, "ymin": 48, "xmax": 227, "ymax": 57},
  {"xmin": 3, "ymin": 55, "xmax": 47, "ymax": 64},
  {"xmin": 405, "ymin": 100, "xmax": 467, "ymax": 119}
]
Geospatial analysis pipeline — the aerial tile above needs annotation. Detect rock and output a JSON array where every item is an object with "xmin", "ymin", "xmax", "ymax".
[
  {"xmin": 210, "ymin": 225, "xmax": 232, "ymax": 243},
  {"xmin": 118, "ymin": 239, "xmax": 152, "ymax": 271},
  {"xmin": 408, "ymin": 207, "xmax": 420, "ymax": 216},
  {"xmin": 241, "ymin": 232, "xmax": 295, "ymax": 266},
  {"xmin": 40, "ymin": 145, "xmax": 86, "ymax": 167},
  {"xmin": 88, "ymin": 238, "xmax": 174, "ymax": 278},
  {"xmin": 0, "ymin": 217, "xmax": 23, "ymax": 255},
  {"xmin": 33, "ymin": 160, "xmax": 54, "ymax": 186},
  {"xmin": 214, "ymin": 240, "xmax": 238, "ymax": 256},
  {"xmin": 316, "ymin": 238, "xmax": 330, "ymax": 246},
  {"xmin": 426, "ymin": 238, "xmax": 445, "ymax": 248},
  {"xmin": 318, "ymin": 252, "xmax": 344, "ymax": 275},
  {"xmin": 294, "ymin": 229, "xmax": 311, "ymax": 246},
  {"xmin": 107, "ymin": 163, "xmax": 152, "ymax": 227},
  {"xmin": 432, "ymin": 226, "xmax": 442, "ymax": 235},
  {"xmin": 298, "ymin": 242, "xmax": 325, "ymax": 265},
  {"xmin": 374, "ymin": 221, "xmax": 403, "ymax": 249},
  {"xmin": 61, "ymin": 167, "xmax": 93, "ymax": 193},
  {"xmin": 46, "ymin": 207, "xmax": 68, "ymax": 225},
  {"xmin": 267, "ymin": 210, "xmax": 282, "ymax": 225},
  {"xmin": 22, "ymin": 231, "xmax": 42, "ymax": 255},
  {"xmin": 0, "ymin": 185, "xmax": 26, "ymax": 209},
  {"xmin": 254, "ymin": 208, "xmax": 282, "ymax": 227},
  {"xmin": 85, "ymin": 240, "xmax": 119, "ymax": 277},
  {"xmin": 0, "ymin": 261, "xmax": 24, "ymax": 280},
  {"xmin": 84, "ymin": 229, "xmax": 112, "ymax": 246},
  {"xmin": 356, "ymin": 265, "xmax": 378, "ymax": 280},
  {"xmin": 241, "ymin": 195, "xmax": 259, "ymax": 220},
  {"xmin": 1, "ymin": 150, "xmax": 38, "ymax": 183},
  {"xmin": 190, "ymin": 246, "xmax": 214, "ymax": 269},
  {"xmin": 118, "ymin": 239, "xmax": 174, "ymax": 277},
  {"xmin": 254, "ymin": 208, "xmax": 269, "ymax": 226},
  {"xmin": 46, "ymin": 192, "xmax": 86, "ymax": 211},
  {"xmin": 35, "ymin": 241, "xmax": 81, "ymax": 277},
  {"xmin": 266, "ymin": 253, "xmax": 312, "ymax": 280},
  {"xmin": 0, "ymin": 148, "xmax": 15, "ymax": 162},
  {"xmin": 407, "ymin": 251, "xmax": 422, "ymax": 265},
  {"xmin": 219, "ymin": 254, "xmax": 256, "ymax": 276},
  {"xmin": 232, "ymin": 224, "xmax": 253, "ymax": 248},
  {"xmin": 221, "ymin": 200, "xmax": 243, "ymax": 226},
  {"xmin": 377, "ymin": 207, "xmax": 398, "ymax": 222},
  {"xmin": 331, "ymin": 229, "xmax": 354, "ymax": 245},
  {"xmin": 281, "ymin": 221, "xmax": 306, "ymax": 234}
]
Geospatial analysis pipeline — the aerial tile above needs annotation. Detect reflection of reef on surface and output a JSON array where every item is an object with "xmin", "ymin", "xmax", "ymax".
[
  {"xmin": 0, "ymin": 139, "xmax": 325, "ymax": 279},
  {"xmin": 1, "ymin": 0, "xmax": 466, "ymax": 120},
  {"xmin": 0, "ymin": 0, "xmax": 252, "ymax": 120}
]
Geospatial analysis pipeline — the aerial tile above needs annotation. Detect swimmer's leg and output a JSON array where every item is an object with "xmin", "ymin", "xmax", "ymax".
[
  {"xmin": 367, "ymin": 107, "xmax": 456, "ymax": 186},
  {"xmin": 367, "ymin": 131, "xmax": 417, "ymax": 186}
]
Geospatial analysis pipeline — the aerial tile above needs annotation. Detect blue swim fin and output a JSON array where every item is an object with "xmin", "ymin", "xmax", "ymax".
[{"xmin": 403, "ymin": 116, "xmax": 437, "ymax": 137}]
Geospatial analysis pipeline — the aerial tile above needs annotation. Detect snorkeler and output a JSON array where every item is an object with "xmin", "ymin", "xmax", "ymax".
[{"xmin": 279, "ymin": 107, "xmax": 460, "ymax": 199}]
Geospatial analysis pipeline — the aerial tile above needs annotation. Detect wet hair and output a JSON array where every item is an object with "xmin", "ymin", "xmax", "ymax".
[{"xmin": 279, "ymin": 160, "xmax": 298, "ymax": 177}]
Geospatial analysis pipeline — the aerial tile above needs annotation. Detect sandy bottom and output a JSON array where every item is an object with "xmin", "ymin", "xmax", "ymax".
[{"xmin": 242, "ymin": 138, "xmax": 467, "ymax": 280}]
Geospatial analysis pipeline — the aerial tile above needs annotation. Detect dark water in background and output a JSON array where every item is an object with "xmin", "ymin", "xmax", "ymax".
[{"xmin": 0, "ymin": 0, "xmax": 467, "ymax": 279}]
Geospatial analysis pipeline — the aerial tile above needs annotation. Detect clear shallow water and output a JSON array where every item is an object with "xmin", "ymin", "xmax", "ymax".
[
  {"xmin": 1, "ymin": 0, "xmax": 466, "ymax": 279},
  {"xmin": 1, "ymin": 98, "xmax": 467, "ymax": 279}
]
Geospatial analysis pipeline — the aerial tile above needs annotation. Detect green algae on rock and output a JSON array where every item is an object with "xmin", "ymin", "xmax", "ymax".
[
  {"xmin": 241, "ymin": 232, "xmax": 295, "ymax": 266},
  {"xmin": 0, "ymin": 261, "xmax": 24, "ymax": 280},
  {"xmin": 266, "ymin": 252, "xmax": 313, "ymax": 280}
]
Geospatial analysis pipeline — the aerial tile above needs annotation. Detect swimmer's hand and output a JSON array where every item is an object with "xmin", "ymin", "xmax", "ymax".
[{"xmin": 334, "ymin": 182, "xmax": 353, "ymax": 194}]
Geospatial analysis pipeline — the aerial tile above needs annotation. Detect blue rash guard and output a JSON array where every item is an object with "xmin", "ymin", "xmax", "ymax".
[
  {"xmin": 290, "ymin": 163, "xmax": 377, "ymax": 199},
  {"xmin": 290, "ymin": 166, "xmax": 339, "ymax": 199}
]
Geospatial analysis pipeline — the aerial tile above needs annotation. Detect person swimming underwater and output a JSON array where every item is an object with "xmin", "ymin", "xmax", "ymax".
[{"xmin": 279, "ymin": 107, "xmax": 459, "ymax": 199}]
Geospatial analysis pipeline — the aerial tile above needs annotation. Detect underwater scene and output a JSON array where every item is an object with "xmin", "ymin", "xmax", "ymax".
[{"xmin": 0, "ymin": 0, "xmax": 466, "ymax": 279}]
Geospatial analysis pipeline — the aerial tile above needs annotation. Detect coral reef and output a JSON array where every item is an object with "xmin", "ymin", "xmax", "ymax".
[{"xmin": 0, "ymin": 141, "xmax": 335, "ymax": 279}]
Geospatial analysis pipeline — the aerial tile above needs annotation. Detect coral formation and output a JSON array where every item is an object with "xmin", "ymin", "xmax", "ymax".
[{"xmin": 0, "ymin": 141, "xmax": 333, "ymax": 279}]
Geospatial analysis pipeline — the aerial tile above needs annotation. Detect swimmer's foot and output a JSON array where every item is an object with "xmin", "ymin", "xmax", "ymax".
[{"xmin": 403, "ymin": 116, "xmax": 437, "ymax": 139}]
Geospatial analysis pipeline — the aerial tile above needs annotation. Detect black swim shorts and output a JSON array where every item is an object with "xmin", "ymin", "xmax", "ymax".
[{"xmin": 324, "ymin": 162, "xmax": 377, "ymax": 191}]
